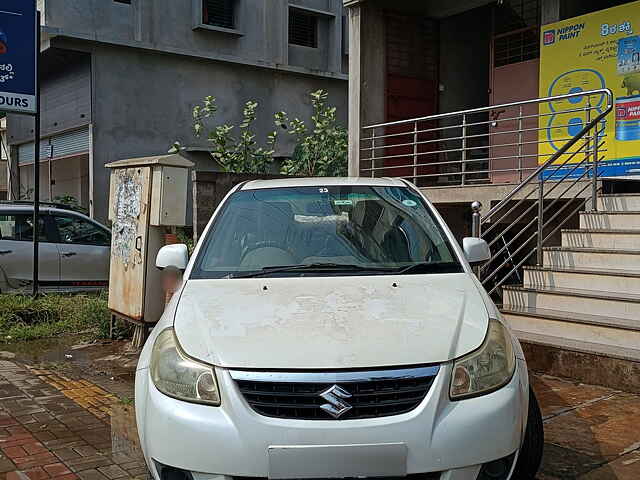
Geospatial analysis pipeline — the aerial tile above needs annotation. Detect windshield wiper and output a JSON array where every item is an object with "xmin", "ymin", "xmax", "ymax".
[
  {"xmin": 229, "ymin": 263, "xmax": 396, "ymax": 279},
  {"xmin": 394, "ymin": 261, "xmax": 462, "ymax": 275}
]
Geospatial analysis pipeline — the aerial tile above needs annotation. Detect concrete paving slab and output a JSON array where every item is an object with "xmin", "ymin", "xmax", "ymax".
[
  {"xmin": 543, "ymin": 392, "xmax": 640, "ymax": 462},
  {"xmin": 538, "ymin": 443, "xmax": 605, "ymax": 478},
  {"xmin": 579, "ymin": 450, "xmax": 640, "ymax": 479},
  {"xmin": 531, "ymin": 375, "xmax": 618, "ymax": 419}
]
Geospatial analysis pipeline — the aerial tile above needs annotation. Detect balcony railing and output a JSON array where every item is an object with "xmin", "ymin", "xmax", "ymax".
[
  {"xmin": 360, "ymin": 89, "xmax": 611, "ymax": 188},
  {"xmin": 360, "ymin": 89, "xmax": 614, "ymax": 300}
]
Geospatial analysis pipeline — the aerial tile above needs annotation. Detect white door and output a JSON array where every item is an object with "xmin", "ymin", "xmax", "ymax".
[
  {"xmin": 51, "ymin": 213, "xmax": 111, "ymax": 288},
  {"xmin": 0, "ymin": 212, "xmax": 60, "ymax": 292}
]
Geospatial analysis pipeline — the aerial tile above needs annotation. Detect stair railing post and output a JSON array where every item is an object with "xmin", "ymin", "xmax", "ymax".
[
  {"xmin": 590, "ymin": 100, "xmax": 599, "ymax": 212},
  {"xmin": 461, "ymin": 114, "xmax": 468, "ymax": 186},
  {"xmin": 413, "ymin": 121, "xmax": 418, "ymax": 185},
  {"xmin": 584, "ymin": 97, "xmax": 595, "ymax": 210},
  {"xmin": 537, "ymin": 178, "xmax": 544, "ymax": 266},
  {"xmin": 370, "ymin": 129, "xmax": 376, "ymax": 178},
  {"xmin": 517, "ymin": 105, "xmax": 524, "ymax": 183},
  {"xmin": 471, "ymin": 201, "xmax": 482, "ymax": 238},
  {"xmin": 471, "ymin": 201, "xmax": 482, "ymax": 277}
]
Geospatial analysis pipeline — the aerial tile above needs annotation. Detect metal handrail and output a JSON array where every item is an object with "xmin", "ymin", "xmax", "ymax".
[
  {"xmin": 359, "ymin": 87, "xmax": 613, "ymax": 300},
  {"xmin": 480, "ymin": 91, "xmax": 612, "ymax": 222},
  {"xmin": 362, "ymin": 88, "xmax": 609, "ymax": 131},
  {"xmin": 471, "ymin": 90, "xmax": 613, "ymax": 300}
]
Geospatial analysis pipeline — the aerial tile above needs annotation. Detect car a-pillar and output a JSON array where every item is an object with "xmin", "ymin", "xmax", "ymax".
[{"xmin": 105, "ymin": 154, "xmax": 194, "ymax": 348}]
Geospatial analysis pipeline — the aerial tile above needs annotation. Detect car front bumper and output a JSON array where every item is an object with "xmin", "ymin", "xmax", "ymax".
[{"xmin": 135, "ymin": 360, "xmax": 528, "ymax": 480}]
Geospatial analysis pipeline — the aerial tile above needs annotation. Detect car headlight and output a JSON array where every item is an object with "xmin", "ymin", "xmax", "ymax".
[
  {"xmin": 150, "ymin": 328, "xmax": 221, "ymax": 406},
  {"xmin": 450, "ymin": 319, "xmax": 516, "ymax": 400}
]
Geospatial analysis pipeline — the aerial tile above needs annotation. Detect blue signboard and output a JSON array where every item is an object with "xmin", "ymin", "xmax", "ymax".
[{"xmin": 0, "ymin": 0, "xmax": 37, "ymax": 114}]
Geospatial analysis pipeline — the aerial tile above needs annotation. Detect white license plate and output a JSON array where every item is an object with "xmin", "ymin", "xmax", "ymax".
[{"xmin": 267, "ymin": 443, "xmax": 408, "ymax": 479}]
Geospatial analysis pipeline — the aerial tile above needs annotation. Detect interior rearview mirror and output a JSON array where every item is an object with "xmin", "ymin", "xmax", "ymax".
[
  {"xmin": 156, "ymin": 244, "xmax": 189, "ymax": 271},
  {"xmin": 462, "ymin": 237, "xmax": 491, "ymax": 265}
]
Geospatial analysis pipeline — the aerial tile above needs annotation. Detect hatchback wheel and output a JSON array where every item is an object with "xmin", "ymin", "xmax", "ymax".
[{"xmin": 512, "ymin": 387, "xmax": 544, "ymax": 479}]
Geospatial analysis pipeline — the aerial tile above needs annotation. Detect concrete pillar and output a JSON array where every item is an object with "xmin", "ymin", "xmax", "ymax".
[
  {"xmin": 328, "ymin": 0, "xmax": 344, "ymax": 74},
  {"xmin": 346, "ymin": 2, "xmax": 386, "ymax": 177},
  {"xmin": 541, "ymin": 0, "xmax": 560, "ymax": 25},
  {"xmin": 347, "ymin": 5, "xmax": 362, "ymax": 177},
  {"xmin": 266, "ymin": 0, "xmax": 288, "ymax": 65}
]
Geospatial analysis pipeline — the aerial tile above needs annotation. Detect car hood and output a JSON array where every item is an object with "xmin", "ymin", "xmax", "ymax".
[{"xmin": 173, "ymin": 273, "xmax": 489, "ymax": 369}]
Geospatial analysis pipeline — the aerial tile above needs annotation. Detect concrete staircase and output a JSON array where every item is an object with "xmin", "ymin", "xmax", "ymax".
[{"xmin": 500, "ymin": 193, "xmax": 640, "ymax": 391}]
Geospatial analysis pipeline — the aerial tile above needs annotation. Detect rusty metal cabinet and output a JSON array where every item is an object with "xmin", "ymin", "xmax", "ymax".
[{"xmin": 106, "ymin": 155, "xmax": 193, "ymax": 328}]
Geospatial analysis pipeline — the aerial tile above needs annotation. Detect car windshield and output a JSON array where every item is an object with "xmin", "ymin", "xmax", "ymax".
[{"xmin": 191, "ymin": 185, "xmax": 462, "ymax": 278}]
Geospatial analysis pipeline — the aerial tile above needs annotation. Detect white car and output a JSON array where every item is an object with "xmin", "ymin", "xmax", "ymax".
[
  {"xmin": 0, "ymin": 202, "xmax": 111, "ymax": 293},
  {"xmin": 135, "ymin": 178, "xmax": 543, "ymax": 480}
]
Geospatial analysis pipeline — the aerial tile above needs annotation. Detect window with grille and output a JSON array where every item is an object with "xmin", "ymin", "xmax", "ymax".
[
  {"xmin": 289, "ymin": 9, "xmax": 318, "ymax": 48},
  {"xmin": 493, "ymin": 29, "xmax": 540, "ymax": 67},
  {"xmin": 203, "ymin": 0, "xmax": 236, "ymax": 29},
  {"xmin": 492, "ymin": 0, "xmax": 541, "ymax": 67}
]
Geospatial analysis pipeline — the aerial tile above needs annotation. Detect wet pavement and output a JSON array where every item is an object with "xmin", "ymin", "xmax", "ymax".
[{"xmin": 0, "ymin": 339, "xmax": 638, "ymax": 479}]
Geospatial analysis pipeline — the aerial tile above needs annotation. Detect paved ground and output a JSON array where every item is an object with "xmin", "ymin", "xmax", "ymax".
[
  {"xmin": 0, "ymin": 342, "xmax": 638, "ymax": 479},
  {"xmin": 533, "ymin": 375, "xmax": 640, "ymax": 479},
  {"xmin": 0, "ymin": 360, "xmax": 147, "ymax": 479}
]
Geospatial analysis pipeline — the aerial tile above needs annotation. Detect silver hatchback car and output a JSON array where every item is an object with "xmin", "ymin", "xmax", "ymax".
[{"xmin": 0, "ymin": 202, "xmax": 111, "ymax": 293}]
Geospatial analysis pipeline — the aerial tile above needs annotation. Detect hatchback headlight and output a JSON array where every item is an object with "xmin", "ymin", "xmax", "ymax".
[
  {"xmin": 450, "ymin": 319, "xmax": 516, "ymax": 400},
  {"xmin": 150, "ymin": 328, "xmax": 221, "ymax": 406}
]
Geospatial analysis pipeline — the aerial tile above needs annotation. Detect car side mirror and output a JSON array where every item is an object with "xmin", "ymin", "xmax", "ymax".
[
  {"xmin": 462, "ymin": 237, "xmax": 490, "ymax": 265},
  {"xmin": 156, "ymin": 244, "xmax": 189, "ymax": 271}
]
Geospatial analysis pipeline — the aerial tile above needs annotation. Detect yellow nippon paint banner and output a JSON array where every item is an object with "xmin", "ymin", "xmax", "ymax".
[{"xmin": 539, "ymin": 1, "xmax": 640, "ymax": 178}]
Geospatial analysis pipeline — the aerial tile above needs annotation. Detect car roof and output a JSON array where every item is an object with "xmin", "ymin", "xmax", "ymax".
[
  {"xmin": 241, "ymin": 177, "xmax": 408, "ymax": 190},
  {"xmin": 0, "ymin": 203, "xmax": 110, "ymax": 229},
  {"xmin": 0, "ymin": 203, "xmax": 77, "ymax": 215}
]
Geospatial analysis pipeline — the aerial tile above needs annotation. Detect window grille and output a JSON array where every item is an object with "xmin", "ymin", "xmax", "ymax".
[
  {"xmin": 203, "ymin": 0, "xmax": 235, "ymax": 29},
  {"xmin": 493, "ymin": 0, "xmax": 541, "ymax": 67},
  {"xmin": 289, "ymin": 9, "xmax": 318, "ymax": 48}
]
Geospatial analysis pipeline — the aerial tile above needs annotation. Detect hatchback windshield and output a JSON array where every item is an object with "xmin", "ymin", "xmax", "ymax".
[{"xmin": 192, "ymin": 185, "xmax": 462, "ymax": 278}]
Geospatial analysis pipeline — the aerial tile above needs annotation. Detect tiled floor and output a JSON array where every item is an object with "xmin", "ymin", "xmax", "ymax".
[
  {"xmin": 534, "ymin": 374, "xmax": 640, "ymax": 479},
  {"xmin": 0, "ymin": 352, "xmax": 638, "ymax": 479},
  {"xmin": 0, "ymin": 360, "xmax": 147, "ymax": 479}
]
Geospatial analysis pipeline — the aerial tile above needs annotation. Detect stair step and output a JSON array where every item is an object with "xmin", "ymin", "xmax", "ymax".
[
  {"xmin": 579, "ymin": 211, "xmax": 640, "ymax": 230},
  {"xmin": 561, "ymin": 229, "xmax": 640, "ymax": 250},
  {"xmin": 543, "ymin": 247, "xmax": 640, "ymax": 269},
  {"xmin": 503, "ymin": 306, "xmax": 640, "ymax": 353},
  {"xmin": 598, "ymin": 194, "xmax": 640, "ymax": 212},
  {"xmin": 512, "ymin": 329, "xmax": 640, "ymax": 363},
  {"xmin": 523, "ymin": 266, "xmax": 640, "ymax": 295},
  {"xmin": 503, "ymin": 305, "xmax": 640, "ymax": 331},
  {"xmin": 503, "ymin": 285, "xmax": 640, "ymax": 321}
]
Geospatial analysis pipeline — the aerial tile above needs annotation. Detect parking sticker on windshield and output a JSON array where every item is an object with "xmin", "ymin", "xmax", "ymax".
[
  {"xmin": 402, "ymin": 199, "xmax": 417, "ymax": 207},
  {"xmin": 333, "ymin": 200, "xmax": 353, "ymax": 206}
]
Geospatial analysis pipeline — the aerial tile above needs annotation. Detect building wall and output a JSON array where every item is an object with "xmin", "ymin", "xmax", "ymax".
[
  {"xmin": 9, "ymin": 0, "xmax": 348, "ymax": 220},
  {"xmin": 40, "ymin": 0, "xmax": 346, "ymax": 76},
  {"xmin": 89, "ymin": 42, "xmax": 347, "ymax": 222},
  {"xmin": 7, "ymin": 53, "xmax": 91, "ymax": 146}
]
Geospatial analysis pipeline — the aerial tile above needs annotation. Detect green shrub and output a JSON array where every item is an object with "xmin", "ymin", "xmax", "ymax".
[
  {"xmin": 0, "ymin": 292, "xmax": 114, "ymax": 342},
  {"xmin": 277, "ymin": 90, "xmax": 348, "ymax": 177}
]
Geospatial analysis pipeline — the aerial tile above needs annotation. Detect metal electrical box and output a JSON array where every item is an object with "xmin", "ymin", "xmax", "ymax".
[
  {"xmin": 106, "ymin": 155, "xmax": 193, "ymax": 326},
  {"xmin": 151, "ymin": 166, "xmax": 189, "ymax": 226}
]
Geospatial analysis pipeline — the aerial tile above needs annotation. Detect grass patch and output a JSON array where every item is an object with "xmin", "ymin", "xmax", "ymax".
[{"xmin": 0, "ymin": 292, "xmax": 128, "ymax": 343}]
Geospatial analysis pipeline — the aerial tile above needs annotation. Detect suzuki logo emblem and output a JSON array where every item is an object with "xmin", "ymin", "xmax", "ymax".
[{"xmin": 319, "ymin": 385, "xmax": 353, "ymax": 419}]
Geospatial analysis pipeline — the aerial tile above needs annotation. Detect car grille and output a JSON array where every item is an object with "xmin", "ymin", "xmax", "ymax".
[
  {"xmin": 231, "ymin": 366, "xmax": 439, "ymax": 420},
  {"xmin": 234, "ymin": 475, "xmax": 442, "ymax": 480}
]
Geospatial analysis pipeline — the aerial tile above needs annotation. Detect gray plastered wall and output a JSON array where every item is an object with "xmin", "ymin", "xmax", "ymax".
[{"xmin": 8, "ymin": 0, "xmax": 348, "ymax": 222}]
